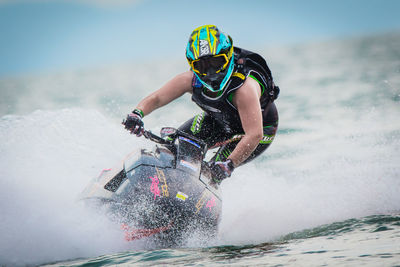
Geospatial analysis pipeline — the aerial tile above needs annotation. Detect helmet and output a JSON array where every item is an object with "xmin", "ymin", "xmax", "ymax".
[{"xmin": 186, "ymin": 25, "xmax": 234, "ymax": 93}]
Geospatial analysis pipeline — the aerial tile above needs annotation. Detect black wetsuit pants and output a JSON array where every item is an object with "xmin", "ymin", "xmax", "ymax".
[{"xmin": 178, "ymin": 102, "xmax": 279, "ymax": 166}]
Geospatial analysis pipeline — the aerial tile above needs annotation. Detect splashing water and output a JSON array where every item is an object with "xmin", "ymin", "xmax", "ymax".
[{"xmin": 0, "ymin": 32, "xmax": 399, "ymax": 266}]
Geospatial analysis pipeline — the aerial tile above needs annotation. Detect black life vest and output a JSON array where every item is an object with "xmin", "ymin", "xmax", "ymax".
[{"xmin": 191, "ymin": 46, "xmax": 279, "ymax": 132}]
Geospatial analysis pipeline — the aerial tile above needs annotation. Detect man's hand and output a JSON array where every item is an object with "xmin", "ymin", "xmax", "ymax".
[
  {"xmin": 210, "ymin": 159, "xmax": 235, "ymax": 184},
  {"xmin": 123, "ymin": 109, "xmax": 144, "ymax": 136}
]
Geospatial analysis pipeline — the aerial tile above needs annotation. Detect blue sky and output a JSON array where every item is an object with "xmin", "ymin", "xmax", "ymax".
[{"xmin": 0, "ymin": 0, "xmax": 399, "ymax": 77}]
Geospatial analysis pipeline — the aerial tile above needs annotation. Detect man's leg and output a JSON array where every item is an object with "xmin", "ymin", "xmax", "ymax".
[{"xmin": 209, "ymin": 123, "xmax": 278, "ymax": 166}]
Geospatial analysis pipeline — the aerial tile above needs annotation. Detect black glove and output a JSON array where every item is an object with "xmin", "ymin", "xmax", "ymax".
[
  {"xmin": 123, "ymin": 109, "xmax": 144, "ymax": 136},
  {"xmin": 210, "ymin": 159, "xmax": 235, "ymax": 184}
]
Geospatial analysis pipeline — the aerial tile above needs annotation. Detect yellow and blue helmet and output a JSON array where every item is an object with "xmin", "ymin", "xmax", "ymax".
[{"xmin": 186, "ymin": 25, "xmax": 234, "ymax": 92}]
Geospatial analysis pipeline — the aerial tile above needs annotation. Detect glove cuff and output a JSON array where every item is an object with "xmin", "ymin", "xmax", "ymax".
[
  {"xmin": 226, "ymin": 159, "xmax": 235, "ymax": 172},
  {"xmin": 132, "ymin": 108, "xmax": 144, "ymax": 118}
]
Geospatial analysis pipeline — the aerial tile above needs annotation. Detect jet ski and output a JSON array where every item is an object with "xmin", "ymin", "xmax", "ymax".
[{"xmin": 80, "ymin": 127, "xmax": 222, "ymax": 246}]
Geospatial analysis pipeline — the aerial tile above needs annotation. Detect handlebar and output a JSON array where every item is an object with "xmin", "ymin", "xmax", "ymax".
[
  {"xmin": 142, "ymin": 127, "xmax": 208, "ymax": 155},
  {"xmin": 143, "ymin": 130, "xmax": 171, "ymax": 145},
  {"xmin": 141, "ymin": 127, "xmax": 217, "ymax": 189}
]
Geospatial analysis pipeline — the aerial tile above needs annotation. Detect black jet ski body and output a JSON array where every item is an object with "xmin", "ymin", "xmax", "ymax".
[{"xmin": 80, "ymin": 128, "xmax": 221, "ymax": 245}]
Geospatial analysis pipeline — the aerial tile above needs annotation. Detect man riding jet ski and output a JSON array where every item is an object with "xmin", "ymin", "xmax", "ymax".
[{"xmin": 124, "ymin": 24, "xmax": 280, "ymax": 184}]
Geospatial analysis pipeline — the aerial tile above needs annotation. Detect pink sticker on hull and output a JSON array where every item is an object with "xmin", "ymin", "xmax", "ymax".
[
  {"xmin": 149, "ymin": 175, "xmax": 161, "ymax": 200},
  {"xmin": 206, "ymin": 196, "xmax": 216, "ymax": 211}
]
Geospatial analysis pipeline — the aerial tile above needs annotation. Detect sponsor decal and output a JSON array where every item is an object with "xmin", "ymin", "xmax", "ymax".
[
  {"xmin": 180, "ymin": 160, "xmax": 199, "ymax": 172},
  {"xmin": 260, "ymin": 135, "xmax": 275, "ymax": 144},
  {"xmin": 190, "ymin": 113, "xmax": 205, "ymax": 134},
  {"xmin": 192, "ymin": 75, "xmax": 203, "ymax": 88},
  {"xmin": 232, "ymin": 72, "xmax": 245, "ymax": 80},
  {"xmin": 176, "ymin": 192, "xmax": 188, "ymax": 201},
  {"xmin": 178, "ymin": 136, "xmax": 201, "ymax": 148},
  {"xmin": 155, "ymin": 167, "xmax": 169, "ymax": 197},
  {"xmin": 149, "ymin": 175, "xmax": 160, "ymax": 200},
  {"xmin": 195, "ymin": 191, "xmax": 209, "ymax": 214},
  {"xmin": 121, "ymin": 222, "xmax": 173, "ymax": 241},
  {"xmin": 160, "ymin": 127, "xmax": 176, "ymax": 136},
  {"xmin": 199, "ymin": 39, "xmax": 210, "ymax": 56},
  {"xmin": 206, "ymin": 196, "xmax": 216, "ymax": 212}
]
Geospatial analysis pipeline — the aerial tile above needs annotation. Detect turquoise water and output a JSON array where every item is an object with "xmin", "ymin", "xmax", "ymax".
[
  {"xmin": 41, "ymin": 215, "xmax": 400, "ymax": 266},
  {"xmin": 1, "ymin": 32, "xmax": 399, "ymax": 266}
]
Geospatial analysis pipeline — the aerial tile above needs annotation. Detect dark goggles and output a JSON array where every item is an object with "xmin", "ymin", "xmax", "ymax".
[{"xmin": 190, "ymin": 54, "xmax": 229, "ymax": 76}]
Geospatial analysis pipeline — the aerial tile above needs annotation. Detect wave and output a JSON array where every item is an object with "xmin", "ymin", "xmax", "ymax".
[{"xmin": 39, "ymin": 214, "xmax": 400, "ymax": 266}]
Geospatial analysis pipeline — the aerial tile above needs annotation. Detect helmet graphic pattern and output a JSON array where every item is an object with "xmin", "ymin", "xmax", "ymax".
[
  {"xmin": 186, "ymin": 25, "xmax": 232, "ymax": 60},
  {"xmin": 186, "ymin": 25, "xmax": 234, "ymax": 92}
]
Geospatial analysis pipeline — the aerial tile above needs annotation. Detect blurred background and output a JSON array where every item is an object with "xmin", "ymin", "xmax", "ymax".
[
  {"xmin": 1, "ymin": 0, "xmax": 400, "ymax": 76},
  {"xmin": 1, "ymin": 0, "xmax": 400, "ymax": 118}
]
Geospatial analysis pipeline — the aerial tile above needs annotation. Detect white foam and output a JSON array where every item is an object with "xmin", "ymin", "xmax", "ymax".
[{"xmin": 0, "ymin": 109, "xmax": 148, "ymax": 265}]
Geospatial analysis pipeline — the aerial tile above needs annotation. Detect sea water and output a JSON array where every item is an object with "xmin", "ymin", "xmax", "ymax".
[{"xmin": 0, "ymin": 32, "xmax": 399, "ymax": 266}]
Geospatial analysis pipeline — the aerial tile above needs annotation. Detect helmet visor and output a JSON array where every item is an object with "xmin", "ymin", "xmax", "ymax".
[{"xmin": 190, "ymin": 54, "xmax": 229, "ymax": 76}]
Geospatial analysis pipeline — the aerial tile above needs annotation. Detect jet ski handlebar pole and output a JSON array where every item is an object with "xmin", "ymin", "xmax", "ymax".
[{"xmin": 142, "ymin": 130, "xmax": 171, "ymax": 145}]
